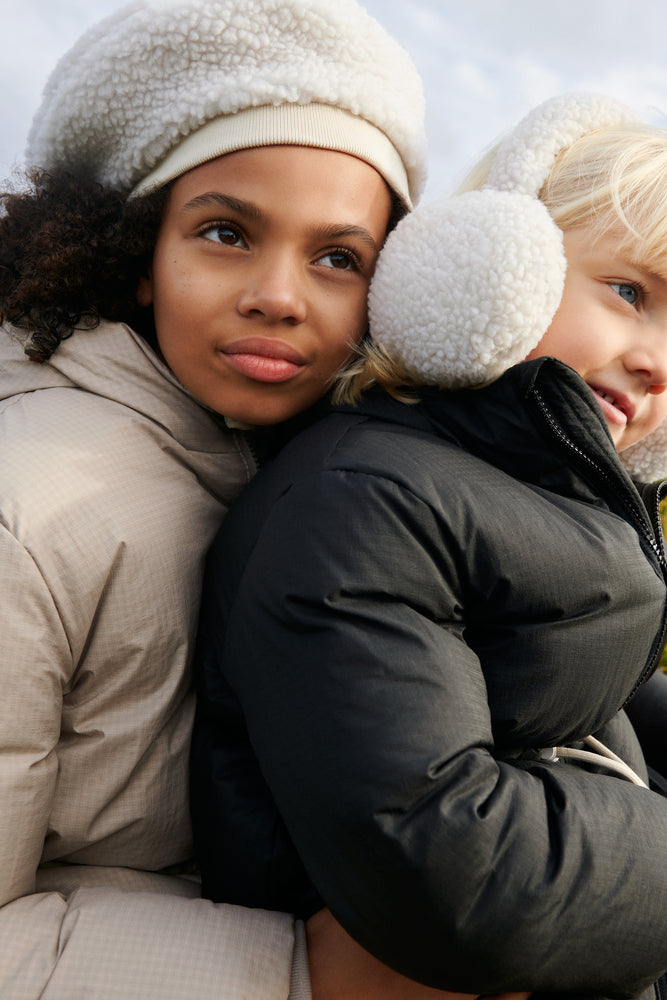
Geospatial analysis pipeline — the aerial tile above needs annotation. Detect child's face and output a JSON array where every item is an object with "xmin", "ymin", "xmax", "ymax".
[
  {"xmin": 137, "ymin": 145, "xmax": 392, "ymax": 424},
  {"xmin": 525, "ymin": 227, "xmax": 667, "ymax": 451}
]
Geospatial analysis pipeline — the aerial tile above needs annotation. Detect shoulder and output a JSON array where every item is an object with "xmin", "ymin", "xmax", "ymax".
[
  {"xmin": 0, "ymin": 380, "xmax": 227, "ymax": 565},
  {"xmin": 213, "ymin": 403, "xmax": 508, "ymax": 594},
  {"xmin": 2, "ymin": 385, "xmax": 167, "ymax": 506},
  {"xmin": 255, "ymin": 402, "xmax": 511, "ymax": 521}
]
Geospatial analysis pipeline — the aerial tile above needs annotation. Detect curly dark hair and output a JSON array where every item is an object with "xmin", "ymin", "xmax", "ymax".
[
  {"xmin": 0, "ymin": 169, "xmax": 168, "ymax": 362},
  {"xmin": 0, "ymin": 168, "xmax": 407, "ymax": 364}
]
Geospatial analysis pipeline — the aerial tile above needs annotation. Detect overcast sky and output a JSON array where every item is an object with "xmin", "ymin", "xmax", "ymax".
[{"xmin": 4, "ymin": 0, "xmax": 667, "ymax": 201}]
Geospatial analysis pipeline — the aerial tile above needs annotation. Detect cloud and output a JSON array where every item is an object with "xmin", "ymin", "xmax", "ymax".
[
  {"xmin": 1, "ymin": 1, "xmax": 125, "ymax": 176},
  {"xmin": 3, "ymin": 0, "xmax": 667, "ymax": 202}
]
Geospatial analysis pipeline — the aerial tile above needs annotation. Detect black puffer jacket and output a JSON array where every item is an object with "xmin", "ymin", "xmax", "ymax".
[{"xmin": 191, "ymin": 357, "xmax": 667, "ymax": 1000}]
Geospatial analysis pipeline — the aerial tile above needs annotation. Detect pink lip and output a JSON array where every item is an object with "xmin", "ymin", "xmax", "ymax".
[
  {"xmin": 589, "ymin": 383, "xmax": 635, "ymax": 427},
  {"xmin": 222, "ymin": 337, "xmax": 306, "ymax": 384}
]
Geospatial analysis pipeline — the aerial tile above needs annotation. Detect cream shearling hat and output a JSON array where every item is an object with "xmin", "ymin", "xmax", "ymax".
[
  {"xmin": 369, "ymin": 93, "xmax": 667, "ymax": 481},
  {"xmin": 25, "ymin": 0, "xmax": 427, "ymax": 209}
]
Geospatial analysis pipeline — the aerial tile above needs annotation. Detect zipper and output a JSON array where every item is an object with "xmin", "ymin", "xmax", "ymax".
[
  {"xmin": 631, "ymin": 477, "xmax": 667, "ymax": 703},
  {"xmin": 532, "ymin": 389, "xmax": 667, "ymax": 700},
  {"xmin": 640, "ymin": 477, "xmax": 667, "ymax": 566},
  {"xmin": 533, "ymin": 389, "xmax": 666, "ymax": 569},
  {"xmin": 242, "ymin": 430, "xmax": 261, "ymax": 471}
]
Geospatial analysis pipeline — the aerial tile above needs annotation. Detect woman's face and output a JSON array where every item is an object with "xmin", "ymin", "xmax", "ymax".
[
  {"xmin": 525, "ymin": 227, "xmax": 667, "ymax": 451},
  {"xmin": 137, "ymin": 145, "xmax": 392, "ymax": 424}
]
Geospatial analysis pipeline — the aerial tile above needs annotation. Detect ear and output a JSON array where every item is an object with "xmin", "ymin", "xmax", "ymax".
[{"xmin": 135, "ymin": 266, "xmax": 154, "ymax": 308}]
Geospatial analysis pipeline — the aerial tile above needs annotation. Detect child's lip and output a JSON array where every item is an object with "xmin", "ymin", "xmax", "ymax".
[{"xmin": 589, "ymin": 383, "xmax": 635, "ymax": 424}]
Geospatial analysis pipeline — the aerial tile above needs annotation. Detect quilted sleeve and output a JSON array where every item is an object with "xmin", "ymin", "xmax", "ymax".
[
  {"xmin": 0, "ymin": 526, "xmax": 69, "ymax": 907},
  {"xmin": 197, "ymin": 467, "xmax": 667, "ymax": 998}
]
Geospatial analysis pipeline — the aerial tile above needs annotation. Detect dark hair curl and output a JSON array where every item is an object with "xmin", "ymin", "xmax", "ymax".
[{"xmin": 0, "ymin": 169, "xmax": 168, "ymax": 361}]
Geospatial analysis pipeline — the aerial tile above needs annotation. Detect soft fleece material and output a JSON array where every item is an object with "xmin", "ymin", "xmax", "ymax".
[
  {"xmin": 0, "ymin": 321, "xmax": 300, "ymax": 998},
  {"xmin": 26, "ymin": 0, "xmax": 426, "ymax": 206},
  {"xmin": 369, "ymin": 93, "xmax": 667, "ymax": 481}
]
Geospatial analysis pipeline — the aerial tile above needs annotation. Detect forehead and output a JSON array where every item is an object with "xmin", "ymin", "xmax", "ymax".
[
  {"xmin": 563, "ymin": 225, "xmax": 667, "ymax": 283},
  {"xmin": 564, "ymin": 197, "xmax": 667, "ymax": 280},
  {"xmin": 167, "ymin": 145, "xmax": 391, "ymax": 220}
]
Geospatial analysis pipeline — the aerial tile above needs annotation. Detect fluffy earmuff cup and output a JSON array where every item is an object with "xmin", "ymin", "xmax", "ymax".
[{"xmin": 368, "ymin": 188, "xmax": 567, "ymax": 388}]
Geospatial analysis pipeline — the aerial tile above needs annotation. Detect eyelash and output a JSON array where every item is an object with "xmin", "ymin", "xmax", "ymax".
[
  {"xmin": 196, "ymin": 223, "xmax": 363, "ymax": 271},
  {"xmin": 609, "ymin": 280, "xmax": 645, "ymax": 306},
  {"xmin": 319, "ymin": 247, "xmax": 362, "ymax": 271},
  {"xmin": 198, "ymin": 221, "xmax": 245, "ymax": 245}
]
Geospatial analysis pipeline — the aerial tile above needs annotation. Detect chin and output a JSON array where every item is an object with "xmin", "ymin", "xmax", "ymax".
[{"xmin": 223, "ymin": 400, "xmax": 306, "ymax": 427}]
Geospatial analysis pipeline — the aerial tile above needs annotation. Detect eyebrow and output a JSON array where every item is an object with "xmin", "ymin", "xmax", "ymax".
[
  {"xmin": 316, "ymin": 224, "xmax": 381, "ymax": 255},
  {"xmin": 181, "ymin": 191, "xmax": 381, "ymax": 254},
  {"xmin": 182, "ymin": 192, "xmax": 263, "ymax": 220},
  {"xmin": 641, "ymin": 264, "xmax": 667, "ymax": 285},
  {"xmin": 619, "ymin": 257, "xmax": 667, "ymax": 286}
]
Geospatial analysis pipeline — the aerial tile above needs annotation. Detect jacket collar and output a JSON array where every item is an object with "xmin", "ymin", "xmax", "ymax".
[
  {"xmin": 335, "ymin": 358, "xmax": 651, "ymax": 528},
  {"xmin": 0, "ymin": 320, "xmax": 254, "ymax": 502},
  {"xmin": 0, "ymin": 320, "xmax": 226, "ymax": 454}
]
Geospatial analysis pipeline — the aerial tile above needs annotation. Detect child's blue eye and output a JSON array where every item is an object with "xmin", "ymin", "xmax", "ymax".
[{"xmin": 610, "ymin": 282, "xmax": 638, "ymax": 305}]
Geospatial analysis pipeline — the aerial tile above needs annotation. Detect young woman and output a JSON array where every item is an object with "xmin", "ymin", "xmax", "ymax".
[
  {"xmin": 192, "ymin": 94, "xmax": 667, "ymax": 1000},
  {"xmin": 0, "ymin": 0, "xmax": 425, "ymax": 996}
]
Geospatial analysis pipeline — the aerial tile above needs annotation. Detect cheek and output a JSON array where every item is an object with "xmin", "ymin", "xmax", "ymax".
[
  {"xmin": 152, "ymin": 290, "xmax": 202, "ymax": 384},
  {"xmin": 150, "ymin": 263, "xmax": 196, "ymax": 358},
  {"xmin": 150, "ymin": 238, "xmax": 196, "ymax": 312},
  {"xmin": 153, "ymin": 293, "xmax": 181, "ymax": 360},
  {"xmin": 648, "ymin": 395, "xmax": 667, "ymax": 436},
  {"xmin": 329, "ymin": 302, "xmax": 368, "ymax": 366},
  {"xmin": 523, "ymin": 321, "xmax": 566, "ymax": 363},
  {"xmin": 312, "ymin": 286, "xmax": 369, "ymax": 364},
  {"xmin": 523, "ymin": 318, "xmax": 585, "ymax": 369},
  {"xmin": 619, "ymin": 394, "xmax": 667, "ymax": 452},
  {"xmin": 522, "ymin": 281, "xmax": 592, "ymax": 365},
  {"xmin": 341, "ymin": 289, "xmax": 370, "ymax": 342}
]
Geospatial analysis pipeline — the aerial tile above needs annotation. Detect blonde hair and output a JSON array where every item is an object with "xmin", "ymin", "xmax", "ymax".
[{"xmin": 334, "ymin": 120, "xmax": 667, "ymax": 405}]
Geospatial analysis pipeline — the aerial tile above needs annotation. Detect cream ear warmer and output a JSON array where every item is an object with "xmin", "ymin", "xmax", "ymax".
[
  {"xmin": 369, "ymin": 187, "xmax": 568, "ymax": 389},
  {"xmin": 369, "ymin": 93, "xmax": 667, "ymax": 481},
  {"xmin": 369, "ymin": 93, "xmax": 636, "ymax": 389}
]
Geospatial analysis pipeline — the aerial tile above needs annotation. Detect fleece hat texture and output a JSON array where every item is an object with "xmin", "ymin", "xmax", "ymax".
[
  {"xmin": 25, "ymin": 0, "xmax": 426, "ymax": 208},
  {"xmin": 369, "ymin": 93, "xmax": 667, "ymax": 480}
]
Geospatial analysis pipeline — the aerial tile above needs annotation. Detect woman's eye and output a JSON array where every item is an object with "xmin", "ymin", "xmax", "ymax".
[
  {"xmin": 201, "ymin": 224, "xmax": 245, "ymax": 247},
  {"xmin": 610, "ymin": 282, "xmax": 639, "ymax": 305},
  {"xmin": 318, "ymin": 249, "xmax": 357, "ymax": 271}
]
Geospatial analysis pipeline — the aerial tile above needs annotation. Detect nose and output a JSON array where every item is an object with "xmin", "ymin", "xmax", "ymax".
[
  {"xmin": 237, "ymin": 252, "xmax": 307, "ymax": 325},
  {"xmin": 624, "ymin": 324, "xmax": 667, "ymax": 393}
]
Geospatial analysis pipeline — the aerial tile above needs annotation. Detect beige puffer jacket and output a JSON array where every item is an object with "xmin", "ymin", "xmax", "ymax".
[{"xmin": 0, "ymin": 322, "xmax": 300, "ymax": 999}]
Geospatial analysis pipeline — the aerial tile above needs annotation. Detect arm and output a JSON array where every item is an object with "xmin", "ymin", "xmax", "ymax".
[
  {"xmin": 0, "ymin": 529, "xmax": 297, "ymax": 997},
  {"xmin": 199, "ymin": 469, "xmax": 667, "ymax": 997},
  {"xmin": 3, "ymin": 887, "xmax": 296, "ymax": 1000},
  {"xmin": 307, "ymin": 907, "xmax": 531, "ymax": 1000},
  {"xmin": 0, "ymin": 527, "xmax": 68, "ymax": 906}
]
